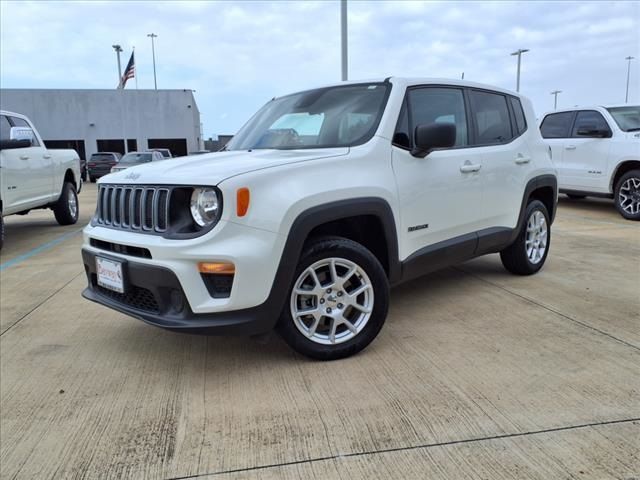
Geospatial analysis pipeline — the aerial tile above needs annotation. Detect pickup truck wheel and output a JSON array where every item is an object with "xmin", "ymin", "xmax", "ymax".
[
  {"xmin": 90, "ymin": 177, "xmax": 96, "ymax": 183},
  {"xmin": 278, "ymin": 236, "xmax": 389, "ymax": 360},
  {"xmin": 615, "ymin": 170, "xmax": 640, "ymax": 220},
  {"xmin": 500, "ymin": 200, "xmax": 550, "ymax": 275},
  {"xmin": 53, "ymin": 182, "xmax": 79, "ymax": 225},
  {"xmin": 0, "ymin": 215, "xmax": 4, "ymax": 250}
]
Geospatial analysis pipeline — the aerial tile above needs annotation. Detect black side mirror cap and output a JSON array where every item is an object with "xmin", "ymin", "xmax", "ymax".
[
  {"xmin": 411, "ymin": 122, "xmax": 457, "ymax": 158},
  {"xmin": 0, "ymin": 139, "xmax": 32, "ymax": 151}
]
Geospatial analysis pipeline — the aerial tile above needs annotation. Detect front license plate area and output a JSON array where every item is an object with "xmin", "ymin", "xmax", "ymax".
[{"xmin": 96, "ymin": 257, "xmax": 125, "ymax": 293}]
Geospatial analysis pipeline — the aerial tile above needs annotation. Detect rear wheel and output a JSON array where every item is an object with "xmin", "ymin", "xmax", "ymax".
[
  {"xmin": 90, "ymin": 176, "xmax": 96, "ymax": 183},
  {"xmin": 614, "ymin": 169, "xmax": 640, "ymax": 221},
  {"xmin": 53, "ymin": 182, "xmax": 79, "ymax": 225},
  {"xmin": 500, "ymin": 200, "xmax": 550, "ymax": 275},
  {"xmin": 278, "ymin": 236, "xmax": 389, "ymax": 360}
]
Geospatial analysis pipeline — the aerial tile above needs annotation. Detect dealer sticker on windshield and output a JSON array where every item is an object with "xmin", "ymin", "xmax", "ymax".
[{"xmin": 96, "ymin": 257, "xmax": 124, "ymax": 293}]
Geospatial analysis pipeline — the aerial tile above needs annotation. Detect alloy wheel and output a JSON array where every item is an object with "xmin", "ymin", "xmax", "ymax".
[
  {"xmin": 525, "ymin": 210, "xmax": 547, "ymax": 264},
  {"xmin": 618, "ymin": 177, "xmax": 640, "ymax": 215},
  {"xmin": 290, "ymin": 257, "xmax": 374, "ymax": 345}
]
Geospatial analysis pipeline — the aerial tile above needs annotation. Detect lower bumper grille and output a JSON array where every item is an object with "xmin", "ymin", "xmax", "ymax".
[{"xmin": 94, "ymin": 280, "xmax": 160, "ymax": 314}]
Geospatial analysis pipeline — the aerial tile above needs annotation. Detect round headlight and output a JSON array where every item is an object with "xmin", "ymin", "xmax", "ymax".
[{"xmin": 190, "ymin": 187, "xmax": 220, "ymax": 227}]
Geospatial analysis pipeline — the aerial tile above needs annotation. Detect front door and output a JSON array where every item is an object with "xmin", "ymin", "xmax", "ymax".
[{"xmin": 391, "ymin": 86, "xmax": 484, "ymax": 260}]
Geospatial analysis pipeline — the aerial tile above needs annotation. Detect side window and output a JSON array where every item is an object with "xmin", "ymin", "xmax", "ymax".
[
  {"xmin": 540, "ymin": 112, "xmax": 575, "ymax": 138},
  {"xmin": 510, "ymin": 97, "xmax": 527, "ymax": 134},
  {"xmin": 392, "ymin": 99, "xmax": 410, "ymax": 148},
  {"xmin": 407, "ymin": 87, "xmax": 468, "ymax": 147},
  {"xmin": 8, "ymin": 116, "xmax": 40, "ymax": 146},
  {"xmin": 572, "ymin": 111, "xmax": 610, "ymax": 137},
  {"xmin": 468, "ymin": 90, "xmax": 513, "ymax": 145},
  {"xmin": 0, "ymin": 115, "xmax": 11, "ymax": 141}
]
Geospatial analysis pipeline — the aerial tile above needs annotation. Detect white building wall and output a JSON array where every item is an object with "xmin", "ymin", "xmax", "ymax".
[{"xmin": 0, "ymin": 89, "xmax": 201, "ymax": 157}]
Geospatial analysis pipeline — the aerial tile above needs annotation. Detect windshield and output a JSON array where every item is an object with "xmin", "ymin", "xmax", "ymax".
[
  {"xmin": 226, "ymin": 83, "xmax": 390, "ymax": 151},
  {"xmin": 120, "ymin": 152, "xmax": 153, "ymax": 163},
  {"xmin": 606, "ymin": 106, "xmax": 640, "ymax": 132}
]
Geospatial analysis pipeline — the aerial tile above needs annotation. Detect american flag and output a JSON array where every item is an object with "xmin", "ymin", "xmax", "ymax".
[{"xmin": 120, "ymin": 51, "xmax": 135, "ymax": 88}]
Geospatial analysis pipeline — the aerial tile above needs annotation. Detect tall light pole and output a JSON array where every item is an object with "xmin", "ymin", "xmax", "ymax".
[
  {"xmin": 625, "ymin": 56, "xmax": 635, "ymax": 103},
  {"xmin": 147, "ymin": 33, "xmax": 158, "ymax": 90},
  {"xmin": 510, "ymin": 48, "xmax": 529, "ymax": 92},
  {"xmin": 551, "ymin": 90, "xmax": 562, "ymax": 109},
  {"xmin": 340, "ymin": 0, "xmax": 348, "ymax": 81},
  {"xmin": 112, "ymin": 44, "xmax": 123, "ymax": 88}
]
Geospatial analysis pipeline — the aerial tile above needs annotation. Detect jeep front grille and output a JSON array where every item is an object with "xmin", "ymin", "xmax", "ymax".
[{"xmin": 96, "ymin": 185, "xmax": 171, "ymax": 233}]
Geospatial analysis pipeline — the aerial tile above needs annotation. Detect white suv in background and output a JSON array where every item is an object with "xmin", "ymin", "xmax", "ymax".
[
  {"xmin": 81, "ymin": 78, "xmax": 557, "ymax": 360},
  {"xmin": 540, "ymin": 105, "xmax": 640, "ymax": 220}
]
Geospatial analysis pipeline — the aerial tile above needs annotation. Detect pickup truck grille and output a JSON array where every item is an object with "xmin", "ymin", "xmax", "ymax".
[{"xmin": 96, "ymin": 185, "xmax": 170, "ymax": 233}]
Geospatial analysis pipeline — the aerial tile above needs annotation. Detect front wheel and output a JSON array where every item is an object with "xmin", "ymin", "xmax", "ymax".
[
  {"xmin": 278, "ymin": 236, "xmax": 389, "ymax": 360},
  {"xmin": 53, "ymin": 182, "xmax": 79, "ymax": 225},
  {"xmin": 500, "ymin": 199, "xmax": 550, "ymax": 275},
  {"xmin": 614, "ymin": 169, "xmax": 640, "ymax": 221}
]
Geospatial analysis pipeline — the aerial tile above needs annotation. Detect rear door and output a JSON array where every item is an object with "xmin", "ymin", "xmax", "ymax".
[
  {"xmin": 562, "ymin": 110, "xmax": 612, "ymax": 192},
  {"xmin": 468, "ymin": 90, "xmax": 533, "ymax": 230},
  {"xmin": 540, "ymin": 111, "xmax": 576, "ymax": 188},
  {"xmin": 6, "ymin": 115, "xmax": 52, "ymax": 207}
]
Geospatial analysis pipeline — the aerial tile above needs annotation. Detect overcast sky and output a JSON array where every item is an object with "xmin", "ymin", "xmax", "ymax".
[{"xmin": 1, "ymin": 0, "xmax": 638, "ymax": 137}]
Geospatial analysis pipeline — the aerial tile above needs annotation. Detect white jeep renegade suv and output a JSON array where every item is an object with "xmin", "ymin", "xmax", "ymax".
[
  {"xmin": 540, "ymin": 105, "xmax": 640, "ymax": 220},
  {"xmin": 81, "ymin": 78, "xmax": 557, "ymax": 360}
]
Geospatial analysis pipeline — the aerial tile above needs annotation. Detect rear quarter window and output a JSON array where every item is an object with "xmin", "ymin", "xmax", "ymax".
[
  {"xmin": 510, "ymin": 97, "xmax": 527, "ymax": 134},
  {"xmin": 468, "ymin": 90, "xmax": 513, "ymax": 145}
]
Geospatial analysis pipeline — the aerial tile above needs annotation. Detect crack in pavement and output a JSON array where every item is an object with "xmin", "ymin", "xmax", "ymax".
[{"xmin": 163, "ymin": 417, "xmax": 640, "ymax": 479}]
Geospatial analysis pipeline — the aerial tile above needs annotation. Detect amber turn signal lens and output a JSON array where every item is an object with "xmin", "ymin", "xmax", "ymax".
[
  {"xmin": 237, "ymin": 188, "xmax": 250, "ymax": 217},
  {"xmin": 198, "ymin": 262, "xmax": 235, "ymax": 274}
]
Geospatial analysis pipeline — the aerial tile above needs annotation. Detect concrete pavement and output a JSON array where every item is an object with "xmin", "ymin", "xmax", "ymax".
[{"xmin": 1, "ymin": 183, "xmax": 638, "ymax": 479}]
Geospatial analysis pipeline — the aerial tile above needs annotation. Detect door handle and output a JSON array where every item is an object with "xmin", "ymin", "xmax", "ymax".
[
  {"xmin": 43, "ymin": 153, "xmax": 52, "ymax": 159},
  {"xmin": 20, "ymin": 155, "xmax": 29, "ymax": 160},
  {"xmin": 565, "ymin": 145, "xmax": 577, "ymax": 150},
  {"xmin": 460, "ymin": 162, "xmax": 482, "ymax": 173},
  {"xmin": 515, "ymin": 154, "xmax": 531, "ymax": 164}
]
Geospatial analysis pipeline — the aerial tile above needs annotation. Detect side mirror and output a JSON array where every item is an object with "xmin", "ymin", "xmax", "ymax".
[
  {"xmin": 576, "ymin": 124, "xmax": 610, "ymax": 138},
  {"xmin": 0, "ymin": 139, "xmax": 32, "ymax": 150},
  {"xmin": 411, "ymin": 123, "xmax": 456, "ymax": 158}
]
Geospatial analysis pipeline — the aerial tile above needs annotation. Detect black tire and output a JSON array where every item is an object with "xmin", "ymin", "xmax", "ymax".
[
  {"xmin": 614, "ymin": 169, "xmax": 640, "ymax": 221},
  {"xmin": 53, "ymin": 182, "xmax": 79, "ymax": 225},
  {"xmin": 277, "ymin": 236, "xmax": 389, "ymax": 361},
  {"xmin": 90, "ymin": 177, "xmax": 96, "ymax": 183},
  {"xmin": 500, "ymin": 200, "xmax": 550, "ymax": 275},
  {"xmin": 566, "ymin": 193, "xmax": 586, "ymax": 200},
  {"xmin": 0, "ymin": 215, "xmax": 4, "ymax": 251}
]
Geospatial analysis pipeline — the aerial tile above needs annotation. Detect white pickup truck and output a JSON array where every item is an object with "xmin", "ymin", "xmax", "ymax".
[{"xmin": 1, "ymin": 110, "xmax": 82, "ymax": 249}]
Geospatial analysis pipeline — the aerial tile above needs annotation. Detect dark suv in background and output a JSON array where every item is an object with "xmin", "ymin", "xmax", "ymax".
[{"xmin": 88, "ymin": 152, "xmax": 121, "ymax": 182}]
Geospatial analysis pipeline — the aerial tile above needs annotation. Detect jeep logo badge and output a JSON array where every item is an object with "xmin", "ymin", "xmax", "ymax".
[{"xmin": 124, "ymin": 172, "xmax": 141, "ymax": 180}]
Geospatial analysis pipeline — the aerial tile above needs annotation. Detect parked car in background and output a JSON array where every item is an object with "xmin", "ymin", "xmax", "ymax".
[
  {"xmin": 540, "ymin": 105, "xmax": 640, "ymax": 220},
  {"xmin": 189, "ymin": 150, "xmax": 211, "ymax": 155},
  {"xmin": 149, "ymin": 148, "xmax": 172, "ymax": 159},
  {"xmin": 110, "ymin": 151, "xmax": 166, "ymax": 173},
  {"xmin": 81, "ymin": 78, "xmax": 557, "ymax": 360},
  {"xmin": 80, "ymin": 158, "xmax": 88, "ymax": 181},
  {"xmin": 0, "ymin": 110, "xmax": 81, "ymax": 249},
  {"xmin": 88, "ymin": 152, "xmax": 121, "ymax": 182}
]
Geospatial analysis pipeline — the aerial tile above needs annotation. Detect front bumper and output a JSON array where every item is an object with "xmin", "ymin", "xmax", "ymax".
[{"xmin": 81, "ymin": 249, "xmax": 281, "ymax": 335}]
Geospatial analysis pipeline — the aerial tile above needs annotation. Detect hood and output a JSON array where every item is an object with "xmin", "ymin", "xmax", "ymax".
[{"xmin": 100, "ymin": 148, "xmax": 349, "ymax": 185}]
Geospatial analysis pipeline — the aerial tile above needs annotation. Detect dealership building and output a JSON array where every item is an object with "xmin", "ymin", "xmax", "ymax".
[{"xmin": 0, "ymin": 88, "xmax": 202, "ymax": 158}]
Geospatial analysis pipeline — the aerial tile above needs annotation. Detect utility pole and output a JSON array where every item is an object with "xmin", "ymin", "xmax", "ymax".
[
  {"xmin": 625, "ymin": 56, "xmax": 635, "ymax": 103},
  {"xmin": 112, "ymin": 44, "xmax": 123, "ymax": 88},
  {"xmin": 148, "ymin": 33, "xmax": 158, "ymax": 90},
  {"xmin": 340, "ymin": 0, "xmax": 348, "ymax": 81},
  {"xmin": 551, "ymin": 90, "xmax": 562, "ymax": 110},
  {"xmin": 510, "ymin": 48, "xmax": 529, "ymax": 92}
]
